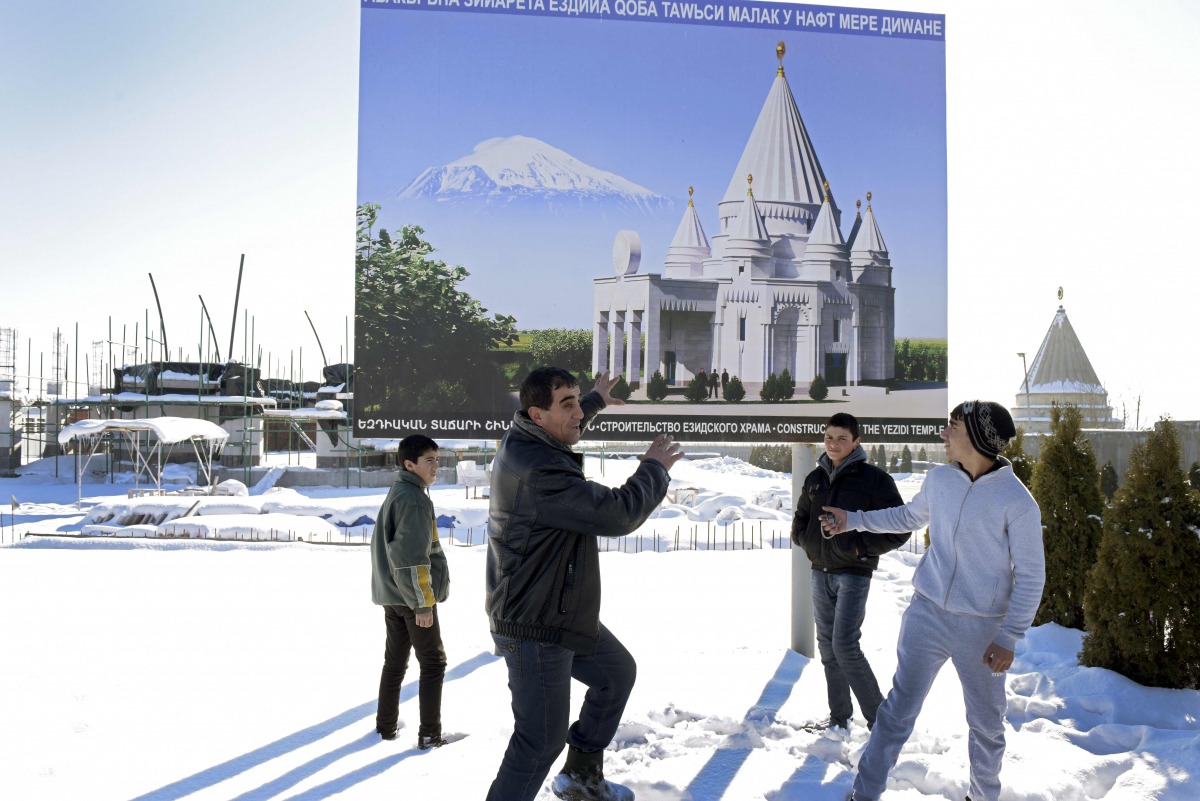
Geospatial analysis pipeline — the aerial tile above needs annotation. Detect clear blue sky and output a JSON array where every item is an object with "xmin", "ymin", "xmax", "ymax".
[{"xmin": 2, "ymin": 0, "xmax": 1199, "ymax": 425}]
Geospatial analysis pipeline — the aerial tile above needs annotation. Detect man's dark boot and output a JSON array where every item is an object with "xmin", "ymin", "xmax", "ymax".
[{"xmin": 551, "ymin": 746, "xmax": 634, "ymax": 801}]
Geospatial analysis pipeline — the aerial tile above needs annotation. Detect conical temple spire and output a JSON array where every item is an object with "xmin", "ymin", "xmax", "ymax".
[
  {"xmin": 722, "ymin": 43, "xmax": 832, "ymax": 208},
  {"xmin": 850, "ymin": 191, "xmax": 889, "ymax": 266},
  {"xmin": 665, "ymin": 186, "xmax": 712, "ymax": 276},
  {"xmin": 1024, "ymin": 306, "xmax": 1105, "ymax": 394}
]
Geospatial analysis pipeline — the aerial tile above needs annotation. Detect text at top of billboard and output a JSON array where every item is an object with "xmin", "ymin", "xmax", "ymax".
[{"xmin": 355, "ymin": 0, "xmax": 947, "ymax": 443}]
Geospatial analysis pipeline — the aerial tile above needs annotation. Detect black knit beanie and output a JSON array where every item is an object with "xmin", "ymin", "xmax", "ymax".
[{"xmin": 955, "ymin": 400, "xmax": 1016, "ymax": 460}]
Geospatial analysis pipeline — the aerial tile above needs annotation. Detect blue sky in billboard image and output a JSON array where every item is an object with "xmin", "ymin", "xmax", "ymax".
[{"xmin": 358, "ymin": 8, "xmax": 947, "ymax": 337}]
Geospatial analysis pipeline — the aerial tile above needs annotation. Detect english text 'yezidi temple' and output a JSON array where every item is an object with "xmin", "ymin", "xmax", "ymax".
[{"xmin": 593, "ymin": 43, "xmax": 897, "ymax": 397}]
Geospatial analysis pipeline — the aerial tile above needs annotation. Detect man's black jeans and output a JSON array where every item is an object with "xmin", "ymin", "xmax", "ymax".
[
  {"xmin": 376, "ymin": 604, "xmax": 447, "ymax": 738},
  {"xmin": 485, "ymin": 623, "xmax": 636, "ymax": 801}
]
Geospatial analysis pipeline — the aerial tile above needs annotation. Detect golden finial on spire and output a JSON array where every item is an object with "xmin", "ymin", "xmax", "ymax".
[
  {"xmin": 747, "ymin": 174, "xmax": 754, "ymax": 197},
  {"xmin": 823, "ymin": 180, "xmax": 830, "ymax": 203},
  {"xmin": 866, "ymin": 190, "xmax": 872, "ymax": 211},
  {"xmin": 688, "ymin": 185, "xmax": 694, "ymax": 207},
  {"xmin": 1057, "ymin": 286, "xmax": 1063, "ymax": 301},
  {"xmin": 776, "ymin": 41, "xmax": 786, "ymax": 77},
  {"xmin": 856, "ymin": 198, "xmax": 862, "ymax": 219}
]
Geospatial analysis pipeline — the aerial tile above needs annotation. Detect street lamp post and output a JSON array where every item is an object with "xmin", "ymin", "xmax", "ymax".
[{"xmin": 1017, "ymin": 352, "xmax": 1031, "ymax": 425}]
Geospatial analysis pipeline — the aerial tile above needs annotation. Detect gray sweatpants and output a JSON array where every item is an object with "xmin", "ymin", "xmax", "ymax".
[{"xmin": 852, "ymin": 593, "xmax": 1007, "ymax": 801}]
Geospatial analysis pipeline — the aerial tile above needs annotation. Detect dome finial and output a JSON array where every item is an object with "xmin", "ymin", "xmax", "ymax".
[
  {"xmin": 747, "ymin": 173, "xmax": 754, "ymax": 197},
  {"xmin": 856, "ymin": 198, "xmax": 862, "ymax": 219},
  {"xmin": 776, "ymin": 41, "xmax": 786, "ymax": 76},
  {"xmin": 1057, "ymin": 286, "xmax": 1064, "ymax": 301},
  {"xmin": 866, "ymin": 190, "xmax": 872, "ymax": 211},
  {"xmin": 688, "ymin": 185, "xmax": 694, "ymax": 208},
  {"xmin": 823, "ymin": 180, "xmax": 830, "ymax": 203}
]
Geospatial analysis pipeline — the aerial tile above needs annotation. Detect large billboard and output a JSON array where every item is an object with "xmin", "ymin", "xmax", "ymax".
[{"xmin": 355, "ymin": 0, "xmax": 947, "ymax": 442}]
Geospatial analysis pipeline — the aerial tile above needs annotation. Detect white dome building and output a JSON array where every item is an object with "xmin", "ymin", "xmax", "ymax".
[{"xmin": 591, "ymin": 42, "xmax": 895, "ymax": 396}]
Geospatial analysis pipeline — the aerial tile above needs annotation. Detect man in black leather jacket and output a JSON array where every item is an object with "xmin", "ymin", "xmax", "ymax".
[
  {"xmin": 792, "ymin": 413, "xmax": 909, "ymax": 732},
  {"xmin": 485, "ymin": 366, "xmax": 683, "ymax": 801}
]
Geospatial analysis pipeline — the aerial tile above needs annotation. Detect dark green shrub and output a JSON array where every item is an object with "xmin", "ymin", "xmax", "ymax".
[
  {"xmin": 779, "ymin": 369, "xmax": 795, "ymax": 400},
  {"xmin": 1100, "ymin": 460, "xmax": 1119, "ymax": 499},
  {"xmin": 684, "ymin": 373, "xmax": 709, "ymax": 403},
  {"xmin": 760, "ymin": 373, "xmax": 780, "ymax": 402},
  {"xmin": 1032, "ymin": 405, "xmax": 1104, "ymax": 630},
  {"xmin": 646, "ymin": 370, "xmax": 668, "ymax": 402},
  {"xmin": 1082, "ymin": 419, "xmax": 1200, "ymax": 688},
  {"xmin": 1000, "ymin": 427, "xmax": 1035, "ymax": 487},
  {"xmin": 808, "ymin": 374, "xmax": 828, "ymax": 401},
  {"xmin": 724, "ymin": 376, "xmax": 746, "ymax": 402}
]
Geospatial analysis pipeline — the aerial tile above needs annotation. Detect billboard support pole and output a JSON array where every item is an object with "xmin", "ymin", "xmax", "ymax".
[{"xmin": 791, "ymin": 442, "xmax": 818, "ymax": 656}]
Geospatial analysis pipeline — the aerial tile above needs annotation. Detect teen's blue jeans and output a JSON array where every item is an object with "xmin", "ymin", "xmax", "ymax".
[
  {"xmin": 812, "ymin": 570, "xmax": 885, "ymax": 728},
  {"xmin": 485, "ymin": 623, "xmax": 635, "ymax": 801}
]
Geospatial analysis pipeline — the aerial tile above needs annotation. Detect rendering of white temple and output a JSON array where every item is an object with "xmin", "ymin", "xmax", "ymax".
[
  {"xmin": 591, "ymin": 42, "xmax": 896, "ymax": 397},
  {"xmin": 1013, "ymin": 304, "xmax": 1123, "ymax": 434}
]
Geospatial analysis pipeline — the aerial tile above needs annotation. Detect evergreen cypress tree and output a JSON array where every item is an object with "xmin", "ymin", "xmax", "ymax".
[
  {"xmin": 918, "ymin": 446, "xmax": 928, "ymax": 462},
  {"xmin": 779, "ymin": 368, "xmax": 796, "ymax": 400},
  {"xmin": 759, "ymin": 373, "xmax": 780, "ymax": 402},
  {"xmin": 646, "ymin": 370, "xmax": 668, "ymax": 402},
  {"xmin": 876, "ymin": 444, "xmax": 889, "ymax": 470},
  {"xmin": 724, "ymin": 376, "xmax": 746, "ymax": 402},
  {"xmin": 1031, "ymin": 405, "xmax": 1104, "ymax": 630},
  {"xmin": 1000, "ymin": 427, "xmax": 1035, "ymax": 487},
  {"xmin": 1099, "ymin": 460, "xmax": 1119, "ymax": 500},
  {"xmin": 684, "ymin": 373, "xmax": 709, "ymax": 403},
  {"xmin": 1081, "ymin": 419, "xmax": 1200, "ymax": 689},
  {"xmin": 900, "ymin": 445, "xmax": 913, "ymax": 472},
  {"xmin": 808, "ymin": 374, "xmax": 829, "ymax": 401}
]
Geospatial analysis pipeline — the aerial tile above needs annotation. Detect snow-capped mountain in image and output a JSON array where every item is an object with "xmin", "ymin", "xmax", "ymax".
[{"xmin": 398, "ymin": 135, "xmax": 672, "ymax": 213}]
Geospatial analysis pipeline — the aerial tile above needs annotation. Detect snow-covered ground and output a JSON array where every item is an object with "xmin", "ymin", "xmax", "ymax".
[{"xmin": 1, "ymin": 455, "xmax": 1196, "ymax": 800}]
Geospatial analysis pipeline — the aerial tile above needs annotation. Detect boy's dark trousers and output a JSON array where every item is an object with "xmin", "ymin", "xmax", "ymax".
[{"xmin": 376, "ymin": 604, "xmax": 447, "ymax": 737}]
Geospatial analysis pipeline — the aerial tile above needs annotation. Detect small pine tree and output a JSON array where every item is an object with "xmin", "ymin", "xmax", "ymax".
[
  {"xmin": 609, "ymin": 375, "xmax": 632, "ymax": 401},
  {"xmin": 1081, "ymin": 419, "xmax": 1200, "ymax": 689},
  {"xmin": 1100, "ymin": 460, "xmax": 1119, "ymax": 500},
  {"xmin": 760, "ymin": 373, "xmax": 780, "ymax": 402},
  {"xmin": 1031, "ymin": 405, "xmax": 1104, "ymax": 630},
  {"xmin": 1000, "ymin": 427, "xmax": 1035, "ymax": 487},
  {"xmin": 900, "ymin": 446, "xmax": 913, "ymax": 473},
  {"xmin": 646, "ymin": 370, "xmax": 668, "ymax": 402},
  {"xmin": 918, "ymin": 446, "xmax": 928, "ymax": 462},
  {"xmin": 724, "ymin": 376, "xmax": 746, "ymax": 402},
  {"xmin": 875, "ymin": 445, "xmax": 889, "ymax": 471},
  {"xmin": 684, "ymin": 373, "xmax": 709, "ymax": 403},
  {"xmin": 808, "ymin": 374, "xmax": 829, "ymax": 401},
  {"xmin": 779, "ymin": 368, "xmax": 796, "ymax": 400},
  {"xmin": 889, "ymin": 454, "xmax": 899, "ymax": 473}
]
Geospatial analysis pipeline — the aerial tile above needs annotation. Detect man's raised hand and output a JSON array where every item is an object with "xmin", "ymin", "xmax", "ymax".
[
  {"xmin": 641, "ymin": 434, "xmax": 684, "ymax": 472},
  {"xmin": 593, "ymin": 371, "xmax": 626, "ymax": 407}
]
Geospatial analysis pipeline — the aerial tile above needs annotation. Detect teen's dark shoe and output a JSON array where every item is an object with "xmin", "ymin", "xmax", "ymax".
[
  {"xmin": 418, "ymin": 734, "xmax": 449, "ymax": 750},
  {"xmin": 551, "ymin": 746, "xmax": 634, "ymax": 801},
  {"xmin": 376, "ymin": 725, "xmax": 398, "ymax": 741},
  {"xmin": 803, "ymin": 716, "xmax": 849, "ymax": 733}
]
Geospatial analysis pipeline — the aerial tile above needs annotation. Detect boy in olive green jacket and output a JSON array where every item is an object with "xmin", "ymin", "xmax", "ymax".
[{"xmin": 370, "ymin": 434, "xmax": 449, "ymax": 749}]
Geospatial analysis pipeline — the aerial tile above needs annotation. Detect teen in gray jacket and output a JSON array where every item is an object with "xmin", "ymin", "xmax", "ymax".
[{"xmin": 823, "ymin": 401, "xmax": 1044, "ymax": 801}]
